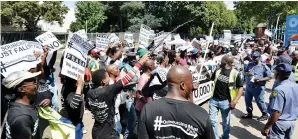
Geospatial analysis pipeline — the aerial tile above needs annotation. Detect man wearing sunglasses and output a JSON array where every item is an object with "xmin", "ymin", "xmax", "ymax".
[
  {"xmin": 2, "ymin": 71, "xmax": 41, "ymax": 139},
  {"xmin": 242, "ymin": 51, "xmax": 273, "ymax": 121}
]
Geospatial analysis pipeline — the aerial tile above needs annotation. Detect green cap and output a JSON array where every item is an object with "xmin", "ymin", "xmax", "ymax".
[{"xmin": 137, "ymin": 48, "xmax": 147, "ymax": 57}]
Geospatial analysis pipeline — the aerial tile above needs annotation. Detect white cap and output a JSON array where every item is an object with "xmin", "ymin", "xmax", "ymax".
[{"xmin": 2, "ymin": 71, "xmax": 41, "ymax": 89}]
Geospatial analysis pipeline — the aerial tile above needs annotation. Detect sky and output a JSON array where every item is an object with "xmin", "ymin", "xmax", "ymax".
[{"xmin": 40, "ymin": 1, "xmax": 235, "ymax": 32}]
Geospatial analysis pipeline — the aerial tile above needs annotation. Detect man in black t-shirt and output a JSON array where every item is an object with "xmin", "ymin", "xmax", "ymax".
[
  {"xmin": 210, "ymin": 55, "xmax": 243, "ymax": 139},
  {"xmin": 138, "ymin": 66, "xmax": 215, "ymax": 139}
]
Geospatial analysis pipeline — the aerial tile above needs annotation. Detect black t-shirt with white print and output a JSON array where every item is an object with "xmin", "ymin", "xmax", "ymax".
[
  {"xmin": 138, "ymin": 97, "xmax": 215, "ymax": 139},
  {"xmin": 211, "ymin": 67, "xmax": 243, "ymax": 101},
  {"xmin": 6, "ymin": 102, "xmax": 39, "ymax": 139},
  {"xmin": 86, "ymin": 81, "xmax": 123, "ymax": 139}
]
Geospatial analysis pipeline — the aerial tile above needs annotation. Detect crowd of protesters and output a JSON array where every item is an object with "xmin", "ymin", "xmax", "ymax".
[{"xmin": 1, "ymin": 35, "xmax": 298, "ymax": 139}]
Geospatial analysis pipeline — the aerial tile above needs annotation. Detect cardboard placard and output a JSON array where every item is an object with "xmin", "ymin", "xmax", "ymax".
[
  {"xmin": 124, "ymin": 33, "xmax": 134, "ymax": 49},
  {"xmin": 192, "ymin": 81, "xmax": 214, "ymax": 105},
  {"xmin": 61, "ymin": 33, "xmax": 93, "ymax": 80},
  {"xmin": 35, "ymin": 31, "xmax": 63, "ymax": 53},
  {"xmin": 138, "ymin": 24, "xmax": 151, "ymax": 48},
  {"xmin": 96, "ymin": 34, "xmax": 109, "ymax": 49},
  {"xmin": 0, "ymin": 40, "xmax": 40, "ymax": 77},
  {"xmin": 108, "ymin": 33, "xmax": 120, "ymax": 45}
]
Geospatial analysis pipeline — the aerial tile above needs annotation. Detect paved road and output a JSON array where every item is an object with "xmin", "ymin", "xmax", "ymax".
[{"xmin": 53, "ymin": 49, "xmax": 298, "ymax": 139}]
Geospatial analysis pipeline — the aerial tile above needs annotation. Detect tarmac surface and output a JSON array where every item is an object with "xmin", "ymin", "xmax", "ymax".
[{"xmin": 51, "ymin": 49, "xmax": 298, "ymax": 139}]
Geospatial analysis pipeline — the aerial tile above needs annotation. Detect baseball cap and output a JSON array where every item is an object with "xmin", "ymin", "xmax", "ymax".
[
  {"xmin": 137, "ymin": 48, "xmax": 147, "ymax": 57},
  {"xmin": 274, "ymin": 63, "xmax": 292, "ymax": 73},
  {"xmin": 191, "ymin": 48, "xmax": 199, "ymax": 55},
  {"xmin": 91, "ymin": 49, "xmax": 100, "ymax": 55},
  {"xmin": 2, "ymin": 71, "xmax": 41, "ymax": 89},
  {"xmin": 278, "ymin": 54, "xmax": 292, "ymax": 65},
  {"xmin": 252, "ymin": 51, "xmax": 261, "ymax": 57}
]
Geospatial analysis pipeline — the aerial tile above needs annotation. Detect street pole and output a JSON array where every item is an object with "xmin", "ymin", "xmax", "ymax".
[
  {"xmin": 198, "ymin": 22, "xmax": 214, "ymax": 77},
  {"xmin": 274, "ymin": 14, "xmax": 280, "ymax": 43},
  {"xmin": 85, "ymin": 20, "xmax": 87, "ymax": 34}
]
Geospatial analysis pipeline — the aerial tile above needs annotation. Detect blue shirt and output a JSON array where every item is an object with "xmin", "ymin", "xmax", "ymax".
[
  {"xmin": 272, "ymin": 72, "xmax": 296, "ymax": 90},
  {"xmin": 244, "ymin": 62, "xmax": 272, "ymax": 86},
  {"xmin": 268, "ymin": 80, "xmax": 298, "ymax": 121}
]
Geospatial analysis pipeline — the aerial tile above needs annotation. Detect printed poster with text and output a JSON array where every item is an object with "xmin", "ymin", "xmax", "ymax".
[
  {"xmin": 138, "ymin": 24, "xmax": 151, "ymax": 48},
  {"xmin": 284, "ymin": 15, "xmax": 298, "ymax": 46},
  {"xmin": 0, "ymin": 40, "xmax": 40, "ymax": 77},
  {"xmin": 61, "ymin": 33, "xmax": 93, "ymax": 80},
  {"xmin": 96, "ymin": 33, "xmax": 109, "ymax": 49}
]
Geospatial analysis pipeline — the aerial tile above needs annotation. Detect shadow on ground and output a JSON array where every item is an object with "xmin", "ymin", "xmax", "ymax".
[
  {"xmin": 232, "ymin": 108, "xmax": 265, "ymax": 132},
  {"xmin": 230, "ymin": 126, "xmax": 263, "ymax": 139}
]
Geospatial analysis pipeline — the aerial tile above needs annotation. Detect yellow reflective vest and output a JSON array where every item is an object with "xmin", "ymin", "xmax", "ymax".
[
  {"xmin": 212, "ymin": 68, "xmax": 239, "ymax": 101},
  {"xmin": 38, "ymin": 107, "xmax": 75, "ymax": 139},
  {"xmin": 295, "ymin": 63, "xmax": 298, "ymax": 81}
]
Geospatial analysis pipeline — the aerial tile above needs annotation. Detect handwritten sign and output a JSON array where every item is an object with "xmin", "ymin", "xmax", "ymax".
[
  {"xmin": 61, "ymin": 33, "xmax": 93, "ymax": 80},
  {"xmin": 0, "ymin": 41, "xmax": 39, "ymax": 77},
  {"xmin": 96, "ymin": 34, "xmax": 109, "ymax": 49},
  {"xmin": 138, "ymin": 24, "xmax": 151, "ymax": 48}
]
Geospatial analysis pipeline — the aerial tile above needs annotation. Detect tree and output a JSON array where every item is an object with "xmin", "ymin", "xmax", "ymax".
[
  {"xmin": 69, "ymin": 1, "xmax": 107, "ymax": 32},
  {"xmin": 234, "ymin": 1, "xmax": 298, "ymax": 28},
  {"xmin": 1, "ymin": 1, "xmax": 69, "ymax": 31}
]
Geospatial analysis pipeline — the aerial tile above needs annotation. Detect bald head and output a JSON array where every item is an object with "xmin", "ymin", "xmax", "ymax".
[
  {"xmin": 167, "ymin": 65, "xmax": 193, "ymax": 99},
  {"xmin": 106, "ymin": 64, "xmax": 119, "ymax": 77},
  {"xmin": 221, "ymin": 55, "xmax": 233, "ymax": 68}
]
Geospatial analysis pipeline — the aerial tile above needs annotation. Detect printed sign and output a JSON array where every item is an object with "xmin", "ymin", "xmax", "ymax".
[
  {"xmin": 154, "ymin": 31, "xmax": 165, "ymax": 46},
  {"xmin": 264, "ymin": 29, "xmax": 273, "ymax": 37},
  {"xmin": 0, "ymin": 40, "xmax": 40, "ymax": 77},
  {"xmin": 108, "ymin": 33, "xmax": 120, "ymax": 45},
  {"xmin": 285, "ymin": 15, "xmax": 298, "ymax": 46},
  {"xmin": 233, "ymin": 34, "xmax": 242, "ymax": 41},
  {"xmin": 124, "ymin": 33, "xmax": 134, "ymax": 48},
  {"xmin": 174, "ymin": 34, "xmax": 181, "ymax": 40},
  {"xmin": 96, "ymin": 34, "xmax": 109, "ymax": 49},
  {"xmin": 35, "ymin": 31, "xmax": 63, "ymax": 53},
  {"xmin": 192, "ymin": 81, "xmax": 214, "ymax": 105},
  {"xmin": 138, "ymin": 24, "xmax": 151, "ymax": 48},
  {"xmin": 189, "ymin": 66, "xmax": 207, "ymax": 83},
  {"xmin": 61, "ymin": 33, "xmax": 93, "ymax": 80}
]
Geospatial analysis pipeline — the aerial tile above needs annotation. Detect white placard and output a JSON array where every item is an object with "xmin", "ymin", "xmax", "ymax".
[
  {"xmin": 0, "ymin": 41, "xmax": 40, "ymax": 77},
  {"xmin": 189, "ymin": 66, "xmax": 207, "ymax": 83},
  {"xmin": 61, "ymin": 33, "xmax": 93, "ymax": 80},
  {"xmin": 28, "ymin": 41, "xmax": 44, "ymax": 63},
  {"xmin": 96, "ymin": 34, "xmax": 109, "ymax": 49},
  {"xmin": 174, "ymin": 34, "xmax": 181, "ymax": 40},
  {"xmin": 233, "ymin": 34, "xmax": 242, "ymax": 41},
  {"xmin": 76, "ymin": 29, "xmax": 87, "ymax": 40},
  {"xmin": 154, "ymin": 31, "xmax": 165, "ymax": 46},
  {"xmin": 264, "ymin": 29, "xmax": 273, "ymax": 37},
  {"xmin": 206, "ymin": 36, "xmax": 214, "ymax": 41},
  {"xmin": 192, "ymin": 81, "xmax": 214, "ymax": 105},
  {"xmin": 138, "ymin": 24, "xmax": 151, "ymax": 48},
  {"xmin": 35, "ymin": 31, "xmax": 63, "ymax": 53},
  {"xmin": 108, "ymin": 33, "xmax": 120, "ymax": 45},
  {"xmin": 124, "ymin": 33, "xmax": 134, "ymax": 48}
]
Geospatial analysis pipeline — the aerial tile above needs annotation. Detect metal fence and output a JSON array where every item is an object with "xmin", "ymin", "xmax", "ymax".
[{"xmin": 0, "ymin": 29, "xmax": 285, "ymax": 45}]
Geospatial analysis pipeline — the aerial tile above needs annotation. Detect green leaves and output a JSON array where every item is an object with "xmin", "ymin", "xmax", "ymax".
[
  {"xmin": 69, "ymin": 1, "xmax": 107, "ymax": 32},
  {"xmin": 1, "ymin": 1, "xmax": 69, "ymax": 31}
]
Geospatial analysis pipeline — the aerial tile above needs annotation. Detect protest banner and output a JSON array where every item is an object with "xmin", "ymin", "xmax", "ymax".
[
  {"xmin": 138, "ymin": 24, "xmax": 151, "ymax": 48},
  {"xmin": 27, "ymin": 41, "xmax": 44, "ymax": 63},
  {"xmin": 233, "ymin": 34, "xmax": 242, "ymax": 41},
  {"xmin": 76, "ymin": 29, "xmax": 88, "ymax": 40},
  {"xmin": 284, "ymin": 15, "xmax": 298, "ymax": 46},
  {"xmin": 124, "ymin": 33, "xmax": 134, "ymax": 49},
  {"xmin": 192, "ymin": 81, "xmax": 214, "ymax": 105},
  {"xmin": 0, "ymin": 40, "xmax": 39, "ymax": 77},
  {"xmin": 96, "ymin": 34, "xmax": 109, "ymax": 49},
  {"xmin": 154, "ymin": 31, "xmax": 165, "ymax": 46},
  {"xmin": 174, "ymin": 34, "xmax": 181, "ymax": 40},
  {"xmin": 108, "ymin": 33, "xmax": 120, "ymax": 45},
  {"xmin": 35, "ymin": 31, "xmax": 63, "ymax": 53},
  {"xmin": 61, "ymin": 33, "xmax": 93, "ymax": 80},
  {"xmin": 264, "ymin": 29, "xmax": 273, "ymax": 37},
  {"xmin": 189, "ymin": 66, "xmax": 207, "ymax": 83}
]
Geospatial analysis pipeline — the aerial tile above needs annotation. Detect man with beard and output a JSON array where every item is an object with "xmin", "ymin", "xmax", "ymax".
[{"xmin": 138, "ymin": 66, "xmax": 215, "ymax": 139}]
